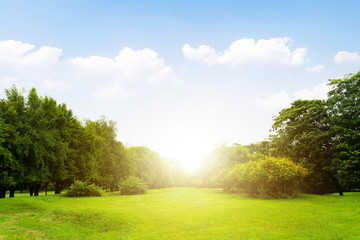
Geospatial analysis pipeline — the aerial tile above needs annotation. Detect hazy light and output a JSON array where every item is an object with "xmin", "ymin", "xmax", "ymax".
[{"xmin": 148, "ymin": 117, "xmax": 219, "ymax": 172}]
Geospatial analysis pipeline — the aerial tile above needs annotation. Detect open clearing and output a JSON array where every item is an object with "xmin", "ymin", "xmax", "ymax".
[{"xmin": 0, "ymin": 188, "xmax": 359, "ymax": 239}]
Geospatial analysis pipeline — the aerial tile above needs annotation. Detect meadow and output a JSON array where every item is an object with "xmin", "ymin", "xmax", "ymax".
[{"xmin": 0, "ymin": 188, "xmax": 359, "ymax": 239}]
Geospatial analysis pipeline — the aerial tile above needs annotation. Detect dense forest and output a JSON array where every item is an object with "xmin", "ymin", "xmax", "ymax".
[{"xmin": 1, "ymin": 71, "xmax": 359, "ymax": 198}]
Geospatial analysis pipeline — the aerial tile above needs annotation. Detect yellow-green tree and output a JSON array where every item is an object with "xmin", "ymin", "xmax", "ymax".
[{"xmin": 230, "ymin": 156, "xmax": 307, "ymax": 197}]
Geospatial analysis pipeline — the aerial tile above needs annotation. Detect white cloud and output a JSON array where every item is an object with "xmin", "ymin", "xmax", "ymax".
[
  {"xmin": 306, "ymin": 64, "xmax": 325, "ymax": 74},
  {"xmin": 293, "ymin": 81, "xmax": 330, "ymax": 100},
  {"xmin": 0, "ymin": 40, "xmax": 62, "ymax": 67},
  {"xmin": 91, "ymin": 84, "xmax": 132, "ymax": 100},
  {"xmin": 0, "ymin": 40, "xmax": 179, "ymax": 100},
  {"xmin": 0, "ymin": 76, "xmax": 18, "ymax": 89},
  {"xmin": 256, "ymin": 81, "xmax": 331, "ymax": 111},
  {"xmin": 182, "ymin": 44, "xmax": 218, "ymax": 66},
  {"xmin": 70, "ymin": 47, "xmax": 178, "ymax": 86},
  {"xmin": 334, "ymin": 51, "xmax": 360, "ymax": 64},
  {"xmin": 0, "ymin": 40, "xmax": 35, "ymax": 57},
  {"xmin": 41, "ymin": 79, "xmax": 71, "ymax": 90},
  {"xmin": 255, "ymin": 91, "xmax": 291, "ymax": 111},
  {"xmin": 183, "ymin": 38, "xmax": 307, "ymax": 67}
]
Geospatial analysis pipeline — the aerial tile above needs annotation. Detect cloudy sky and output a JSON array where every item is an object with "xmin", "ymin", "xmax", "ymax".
[{"xmin": 1, "ymin": 0, "xmax": 359, "ymax": 170}]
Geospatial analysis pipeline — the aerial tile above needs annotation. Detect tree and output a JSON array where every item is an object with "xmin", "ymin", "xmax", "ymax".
[
  {"xmin": 0, "ymin": 86, "xmax": 29, "ymax": 197},
  {"xmin": 199, "ymin": 144, "xmax": 257, "ymax": 188},
  {"xmin": 0, "ymin": 86, "xmax": 143, "ymax": 197},
  {"xmin": 41, "ymin": 97, "xmax": 74, "ymax": 194},
  {"xmin": 24, "ymin": 88, "xmax": 53, "ymax": 196},
  {"xmin": 327, "ymin": 71, "xmax": 360, "ymax": 190},
  {"xmin": 230, "ymin": 156, "xmax": 307, "ymax": 197},
  {"xmin": 126, "ymin": 146, "xmax": 171, "ymax": 188},
  {"xmin": 82, "ymin": 118, "xmax": 134, "ymax": 191},
  {"xmin": 0, "ymin": 120, "xmax": 18, "ymax": 198},
  {"xmin": 271, "ymin": 99, "xmax": 343, "ymax": 195}
]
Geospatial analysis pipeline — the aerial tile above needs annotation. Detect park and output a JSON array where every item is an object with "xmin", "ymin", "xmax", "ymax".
[
  {"xmin": 1, "ymin": 188, "xmax": 360, "ymax": 239},
  {"xmin": 1, "ymin": 2, "xmax": 360, "ymax": 238}
]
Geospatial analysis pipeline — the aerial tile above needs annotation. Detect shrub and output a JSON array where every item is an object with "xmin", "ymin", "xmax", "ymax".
[
  {"xmin": 118, "ymin": 176, "xmax": 148, "ymax": 195},
  {"xmin": 230, "ymin": 156, "xmax": 308, "ymax": 198},
  {"xmin": 65, "ymin": 180, "xmax": 102, "ymax": 197}
]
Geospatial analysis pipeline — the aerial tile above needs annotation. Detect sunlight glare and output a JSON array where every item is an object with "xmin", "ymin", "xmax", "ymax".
[{"xmin": 151, "ymin": 118, "xmax": 218, "ymax": 172}]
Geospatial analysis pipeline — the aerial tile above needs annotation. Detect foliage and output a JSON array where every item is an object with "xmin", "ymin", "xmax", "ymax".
[
  {"xmin": 118, "ymin": 175, "xmax": 148, "ymax": 195},
  {"xmin": 269, "ymin": 99, "xmax": 342, "ymax": 194},
  {"xmin": 327, "ymin": 71, "xmax": 360, "ymax": 190},
  {"xmin": 0, "ymin": 86, "xmax": 136, "ymax": 197},
  {"xmin": 268, "ymin": 71, "xmax": 360, "ymax": 195},
  {"xmin": 65, "ymin": 180, "xmax": 102, "ymax": 197},
  {"xmin": 84, "ymin": 118, "xmax": 133, "ymax": 191},
  {"xmin": 230, "ymin": 156, "xmax": 308, "ymax": 197},
  {"xmin": 127, "ymin": 146, "xmax": 172, "ymax": 189},
  {"xmin": 199, "ymin": 144, "xmax": 259, "ymax": 187}
]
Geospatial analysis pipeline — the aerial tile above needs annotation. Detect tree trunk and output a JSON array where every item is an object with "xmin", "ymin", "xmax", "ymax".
[
  {"xmin": 34, "ymin": 184, "xmax": 41, "ymax": 196},
  {"xmin": 55, "ymin": 182, "xmax": 62, "ymax": 194},
  {"xmin": 45, "ymin": 182, "xmax": 48, "ymax": 195},
  {"xmin": 29, "ymin": 185, "xmax": 34, "ymax": 196},
  {"xmin": 328, "ymin": 173, "xmax": 344, "ymax": 196},
  {"xmin": 9, "ymin": 186, "xmax": 15, "ymax": 197},
  {"xmin": 0, "ymin": 186, "xmax": 6, "ymax": 198}
]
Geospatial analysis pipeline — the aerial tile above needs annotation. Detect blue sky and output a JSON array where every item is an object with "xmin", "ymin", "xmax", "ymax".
[{"xmin": 1, "ymin": 1, "xmax": 359, "ymax": 170}]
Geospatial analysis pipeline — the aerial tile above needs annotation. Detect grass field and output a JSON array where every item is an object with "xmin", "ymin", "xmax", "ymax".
[{"xmin": 0, "ymin": 188, "xmax": 359, "ymax": 239}]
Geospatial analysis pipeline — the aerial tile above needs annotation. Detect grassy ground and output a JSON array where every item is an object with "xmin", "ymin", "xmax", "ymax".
[{"xmin": 0, "ymin": 188, "xmax": 359, "ymax": 239}]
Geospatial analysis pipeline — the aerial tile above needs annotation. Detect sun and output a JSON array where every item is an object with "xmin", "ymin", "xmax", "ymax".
[{"xmin": 149, "ymin": 119, "xmax": 218, "ymax": 172}]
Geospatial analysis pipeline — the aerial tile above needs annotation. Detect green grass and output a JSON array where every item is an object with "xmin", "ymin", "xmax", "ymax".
[{"xmin": 1, "ymin": 188, "xmax": 360, "ymax": 239}]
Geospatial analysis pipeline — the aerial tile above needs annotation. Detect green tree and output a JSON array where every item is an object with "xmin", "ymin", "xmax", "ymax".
[
  {"xmin": 127, "ymin": 146, "xmax": 171, "ymax": 188},
  {"xmin": 0, "ymin": 86, "xmax": 29, "ymax": 197},
  {"xmin": 230, "ymin": 156, "xmax": 307, "ymax": 197},
  {"xmin": 327, "ymin": 71, "xmax": 360, "ymax": 190},
  {"xmin": 200, "ymin": 144, "xmax": 257, "ymax": 188},
  {"xmin": 0, "ymin": 120, "xmax": 18, "ymax": 198},
  {"xmin": 83, "ymin": 118, "xmax": 133, "ymax": 191},
  {"xmin": 271, "ymin": 99, "xmax": 343, "ymax": 195},
  {"xmin": 41, "ymin": 97, "xmax": 74, "ymax": 194},
  {"xmin": 24, "ymin": 88, "xmax": 53, "ymax": 196}
]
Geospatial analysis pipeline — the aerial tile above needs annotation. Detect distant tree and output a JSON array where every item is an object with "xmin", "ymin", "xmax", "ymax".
[
  {"xmin": 200, "ymin": 144, "xmax": 257, "ymax": 187},
  {"xmin": 168, "ymin": 159, "xmax": 188, "ymax": 187},
  {"xmin": 127, "ymin": 146, "xmax": 171, "ymax": 188}
]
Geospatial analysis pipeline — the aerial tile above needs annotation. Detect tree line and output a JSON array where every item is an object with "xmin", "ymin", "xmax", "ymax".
[
  {"xmin": 195, "ymin": 70, "xmax": 360, "ymax": 196},
  {"xmin": 1, "ymin": 70, "xmax": 359, "ymax": 198},
  {"xmin": 0, "ymin": 87, "xmax": 187, "ymax": 198}
]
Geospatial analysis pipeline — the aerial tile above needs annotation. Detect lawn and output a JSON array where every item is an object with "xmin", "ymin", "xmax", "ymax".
[{"xmin": 0, "ymin": 188, "xmax": 359, "ymax": 239}]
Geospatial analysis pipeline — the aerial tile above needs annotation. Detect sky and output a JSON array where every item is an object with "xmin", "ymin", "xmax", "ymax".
[{"xmin": 1, "ymin": 0, "xmax": 360, "ymax": 171}]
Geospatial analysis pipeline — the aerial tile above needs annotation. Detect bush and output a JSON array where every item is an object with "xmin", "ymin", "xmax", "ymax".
[
  {"xmin": 118, "ymin": 176, "xmax": 148, "ymax": 195},
  {"xmin": 65, "ymin": 181, "xmax": 102, "ymax": 197},
  {"xmin": 230, "ymin": 156, "xmax": 308, "ymax": 198}
]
